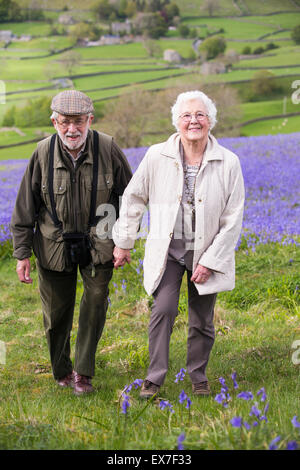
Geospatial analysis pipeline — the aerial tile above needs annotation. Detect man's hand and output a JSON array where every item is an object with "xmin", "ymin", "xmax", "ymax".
[
  {"xmin": 16, "ymin": 258, "xmax": 33, "ymax": 284},
  {"xmin": 113, "ymin": 247, "xmax": 131, "ymax": 269},
  {"xmin": 190, "ymin": 264, "xmax": 212, "ymax": 284}
]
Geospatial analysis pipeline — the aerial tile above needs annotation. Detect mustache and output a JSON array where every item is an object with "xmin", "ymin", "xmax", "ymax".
[{"xmin": 65, "ymin": 132, "xmax": 82, "ymax": 137}]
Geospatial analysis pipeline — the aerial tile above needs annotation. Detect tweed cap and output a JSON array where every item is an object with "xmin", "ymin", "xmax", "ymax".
[{"xmin": 51, "ymin": 90, "xmax": 94, "ymax": 115}]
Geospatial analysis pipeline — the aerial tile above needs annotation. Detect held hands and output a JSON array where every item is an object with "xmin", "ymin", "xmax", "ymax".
[
  {"xmin": 16, "ymin": 258, "xmax": 33, "ymax": 284},
  {"xmin": 190, "ymin": 264, "xmax": 212, "ymax": 284},
  {"xmin": 113, "ymin": 246, "xmax": 131, "ymax": 269}
]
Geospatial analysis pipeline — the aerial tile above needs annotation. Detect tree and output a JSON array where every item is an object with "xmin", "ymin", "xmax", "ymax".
[
  {"xmin": 291, "ymin": 24, "xmax": 300, "ymax": 44},
  {"xmin": 133, "ymin": 12, "xmax": 168, "ymax": 38},
  {"xmin": 251, "ymin": 70, "xmax": 279, "ymax": 97},
  {"xmin": 199, "ymin": 36, "xmax": 226, "ymax": 60},
  {"xmin": 201, "ymin": 0, "xmax": 220, "ymax": 17},
  {"xmin": 60, "ymin": 51, "xmax": 82, "ymax": 76},
  {"xmin": 178, "ymin": 24, "xmax": 190, "ymax": 38},
  {"xmin": 92, "ymin": 0, "xmax": 116, "ymax": 20},
  {"xmin": 142, "ymin": 38, "xmax": 162, "ymax": 57},
  {"xmin": 0, "ymin": 0, "xmax": 22, "ymax": 22},
  {"xmin": 97, "ymin": 87, "xmax": 157, "ymax": 148}
]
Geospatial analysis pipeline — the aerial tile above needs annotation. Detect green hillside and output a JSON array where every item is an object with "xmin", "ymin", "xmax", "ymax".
[{"xmin": 0, "ymin": 0, "xmax": 300, "ymax": 155}]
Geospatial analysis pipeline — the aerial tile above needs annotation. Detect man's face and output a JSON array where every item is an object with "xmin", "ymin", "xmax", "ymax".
[{"xmin": 52, "ymin": 113, "xmax": 94, "ymax": 151}]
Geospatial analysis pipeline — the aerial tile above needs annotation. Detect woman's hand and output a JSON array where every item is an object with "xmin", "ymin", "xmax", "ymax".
[
  {"xmin": 190, "ymin": 264, "xmax": 212, "ymax": 284},
  {"xmin": 113, "ymin": 246, "xmax": 131, "ymax": 269}
]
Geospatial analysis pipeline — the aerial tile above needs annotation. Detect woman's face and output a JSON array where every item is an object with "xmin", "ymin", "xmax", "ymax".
[{"xmin": 177, "ymin": 99, "xmax": 210, "ymax": 144}]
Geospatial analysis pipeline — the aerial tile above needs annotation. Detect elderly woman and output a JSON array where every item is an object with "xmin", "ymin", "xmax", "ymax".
[{"xmin": 112, "ymin": 90, "xmax": 245, "ymax": 398}]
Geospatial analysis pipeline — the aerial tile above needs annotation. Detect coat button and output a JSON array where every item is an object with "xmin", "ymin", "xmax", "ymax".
[{"xmin": 169, "ymin": 232, "xmax": 173, "ymax": 238}]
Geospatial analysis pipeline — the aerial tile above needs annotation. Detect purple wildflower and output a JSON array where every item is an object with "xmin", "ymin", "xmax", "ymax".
[
  {"xmin": 286, "ymin": 441, "xmax": 298, "ymax": 450},
  {"xmin": 121, "ymin": 394, "xmax": 130, "ymax": 414},
  {"xmin": 179, "ymin": 390, "xmax": 187, "ymax": 404},
  {"xmin": 175, "ymin": 368, "xmax": 186, "ymax": 383},
  {"xmin": 231, "ymin": 372, "xmax": 239, "ymax": 389},
  {"xmin": 230, "ymin": 416, "xmax": 243, "ymax": 428},
  {"xmin": 159, "ymin": 400, "xmax": 174, "ymax": 413},
  {"xmin": 269, "ymin": 436, "xmax": 281, "ymax": 450},
  {"xmin": 257, "ymin": 387, "xmax": 267, "ymax": 402},
  {"xmin": 219, "ymin": 377, "xmax": 228, "ymax": 392},
  {"xmin": 291, "ymin": 416, "xmax": 300, "ymax": 428},
  {"xmin": 243, "ymin": 421, "xmax": 251, "ymax": 430},
  {"xmin": 186, "ymin": 397, "xmax": 192, "ymax": 409},
  {"xmin": 177, "ymin": 433, "xmax": 185, "ymax": 450},
  {"xmin": 237, "ymin": 391, "xmax": 253, "ymax": 401},
  {"xmin": 249, "ymin": 405, "xmax": 261, "ymax": 419}
]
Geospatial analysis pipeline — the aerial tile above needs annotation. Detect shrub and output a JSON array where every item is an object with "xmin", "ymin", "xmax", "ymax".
[
  {"xmin": 242, "ymin": 46, "xmax": 251, "ymax": 55},
  {"xmin": 199, "ymin": 35, "xmax": 226, "ymax": 60},
  {"xmin": 291, "ymin": 24, "xmax": 300, "ymax": 44}
]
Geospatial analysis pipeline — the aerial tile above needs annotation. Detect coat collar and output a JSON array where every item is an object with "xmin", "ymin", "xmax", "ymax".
[{"xmin": 160, "ymin": 132, "xmax": 224, "ymax": 163}]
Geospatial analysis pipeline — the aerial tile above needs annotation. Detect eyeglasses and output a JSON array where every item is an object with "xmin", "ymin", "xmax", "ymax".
[
  {"xmin": 179, "ymin": 112, "xmax": 209, "ymax": 123},
  {"xmin": 56, "ymin": 116, "xmax": 89, "ymax": 129}
]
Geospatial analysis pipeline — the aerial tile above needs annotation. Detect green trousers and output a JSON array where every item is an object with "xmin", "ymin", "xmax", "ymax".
[{"xmin": 37, "ymin": 260, "xmax": 113, "ymax": 380}]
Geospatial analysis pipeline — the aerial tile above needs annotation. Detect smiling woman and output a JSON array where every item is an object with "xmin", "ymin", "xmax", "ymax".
[{"xmin": 112, "ymin": 89, "xmax": 245, "ymax": 399}]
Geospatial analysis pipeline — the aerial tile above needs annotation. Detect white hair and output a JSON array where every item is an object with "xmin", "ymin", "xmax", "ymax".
[
  {"xmin": 171, "ymin": 90, "xmax": 217, "ymax": 131},
  {"xmin": 50, "ymin": 111, "xmax": 92, "ymax": 121}
]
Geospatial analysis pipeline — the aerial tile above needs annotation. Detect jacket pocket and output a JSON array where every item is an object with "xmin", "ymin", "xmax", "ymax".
[
  {"xmin": 33, "ymin": 225, "xmax": 66, "ymax": 271},
  {"xmin": 41, "ymin": 178, "xmax": 68, "ymax": 224},
  {"xmin": 89, "ymin": 225, "xmax": 114, "ymax": 266}
]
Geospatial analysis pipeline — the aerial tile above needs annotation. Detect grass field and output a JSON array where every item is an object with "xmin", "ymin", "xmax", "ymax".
[
  {"xmin": 0, "ymin": 239, "xmax": 299, "ymax": 451},
  {"xmin": 1, "ymin": 3, "xmax": 300, "ymax": 147}
]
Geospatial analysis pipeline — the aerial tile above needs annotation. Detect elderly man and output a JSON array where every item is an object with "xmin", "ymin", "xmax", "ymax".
[{"xmin": 11, "ymin": 90, "xmax": 132, "ymax": 395}]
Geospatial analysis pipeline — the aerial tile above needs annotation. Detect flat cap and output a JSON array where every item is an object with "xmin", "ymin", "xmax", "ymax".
[{"xmin": 51, "ymin": 90, "xmax": 94, "ymax": 115}]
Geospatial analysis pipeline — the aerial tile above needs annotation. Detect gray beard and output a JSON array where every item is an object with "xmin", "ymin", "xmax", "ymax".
[{"xmin": 57, "ymin": 126, "xmax": 89, "ymax": 151}]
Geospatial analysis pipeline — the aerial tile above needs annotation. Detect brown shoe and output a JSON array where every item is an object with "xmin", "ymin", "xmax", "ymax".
[
  {"xmin": 139, "ymin": 379, "xmax": 160, "ymax": 399},
  {"xmin": 56, "ymin": 372, "xmax": 74, "ymax": 388},
  {"xmin": 73, "ymin": 372, "xmax": 94, "ymax": 396},
  {"xmin": 192, "ymin": 381, "xmax": 210, "ymax": 396}
]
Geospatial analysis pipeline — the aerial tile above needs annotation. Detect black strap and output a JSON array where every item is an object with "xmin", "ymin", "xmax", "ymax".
[
  {"xmin": 88, "ymin": 130, "xmax": 99, "ymax": 228},
  {"xmin": 48, "ymin": 134, "xmax": 62, "ymax": 229},
  {"xmin": 48, "ymin": 130, "xmax": 99, "ymax": 230}
]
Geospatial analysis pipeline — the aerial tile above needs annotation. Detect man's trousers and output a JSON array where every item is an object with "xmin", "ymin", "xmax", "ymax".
[
  {"xmin": 146, "ymin": 258, "xmax": 217, "ymax": 386},
  {"xmin": 37, "ymin": 260, "xmax": 113, "ymax": 380}
]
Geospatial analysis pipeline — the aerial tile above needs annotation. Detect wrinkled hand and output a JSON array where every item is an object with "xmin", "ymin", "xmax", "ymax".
[
  {"xmin": 190, "ymin": 264, "xmax": 212, "ymax": 284},
  {"xmin": 16, "ymin": 258, "xmax": 33, "ymax": 284},
  {"xmin": 113, "ymin": 246, "xmax": 131, "ymax": 269}
]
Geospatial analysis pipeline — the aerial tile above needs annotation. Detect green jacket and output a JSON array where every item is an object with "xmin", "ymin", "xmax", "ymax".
[{"xmin": 11, "ymin": 129, "xmax": 132, "ymax": 271}]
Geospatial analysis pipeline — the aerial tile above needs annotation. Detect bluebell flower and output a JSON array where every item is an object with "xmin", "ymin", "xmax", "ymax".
[
  {"xmin": 243, "ymin": 421, "xmax": 251, "ymax": 430},
  {"xmin": 249, "ymin": 405, "xmax": 261, "ymax": 419},
  {"xmin": 214, "ymin": 392, "xmax": 226, "ymax": 405},
  {"xmin": 219, "ymin": 377, "xmax": 228, "ymax": 392},
  {"xmin": 177, "ymin": 433, "xmax": 185, "ymax": 450},
  {"xmin": 159, "ymin": 400, "xmax": 174, "ymax": 413},
  {"xmin": 230, "ymin": 416, "xmax": 243, "ymax": 428},
  {"xmin": 231, "ymin": 372, "xmax": 239, "ymax": 389},
  {"xmin": 179, "ymin": 390, "xmax": 187, "ymax": 404},
  {"xmin": 291, "ymin": 415, "xmax": 300, "ymax": 428},
  {"xmin": 125, "ymin": 378, "xmax": 143, "ymax": 393},
  {"xmin": 257, "ymin": 387, "xmax": 267, "ymax": 402},
  {"xmin": 121, "ymin": 394, "xmax": 130, "ymax": 414},
  {"xmin": 286, "ymin": 441, "xmax": 298, "ymax": 450},
  {"xmin": 186, "ymin": 397, "xmax": 192, "ymax": 409},
  {"xmin": 269, "ymin": 436, "xmax": 281, "ymax": 450},
  {"xmin": 237, "ymin": 391, "xmax": 253, "ymax": 401},
  {"xmin": 175, "ymin": 368, "xmax": 186, "ymax": 383}
]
